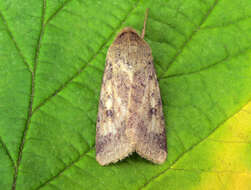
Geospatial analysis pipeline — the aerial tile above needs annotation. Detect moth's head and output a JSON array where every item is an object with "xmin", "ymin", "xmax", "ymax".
[
  {"xmin": 114, "ymin": 27, "xmax": 142, "ymax": 43},
  {"xmin": 117, "ymin": 27, "xmax": 139, "ymax": 36}
]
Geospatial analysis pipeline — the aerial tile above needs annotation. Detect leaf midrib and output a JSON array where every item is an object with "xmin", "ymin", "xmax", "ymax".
[{"xmin": 11, "ymin": 0, "xmax": 47, "ymax": 189}]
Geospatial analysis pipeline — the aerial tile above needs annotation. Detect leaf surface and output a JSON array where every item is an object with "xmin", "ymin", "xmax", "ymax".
[{"xmin": 0, "ymin": 0, "xmax": 251, "ymax": 189}]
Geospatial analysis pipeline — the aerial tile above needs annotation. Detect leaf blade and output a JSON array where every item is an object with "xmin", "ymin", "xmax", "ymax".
[{"xmin": 0, "ymin": 0, "xmax": 251, "ymax": 189}]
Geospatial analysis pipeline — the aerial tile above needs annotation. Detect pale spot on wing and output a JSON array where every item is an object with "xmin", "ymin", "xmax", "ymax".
[
  {"xmin": 116, "ymin": 97, "xmax": 126, "ymax": 118},
  {"xmin": 117, "ymin": 97, "xmax": 121, "ymax": 104},
  {"xmin": 103, "ymin": 122, "xmax": 117, "ymax": 136},
  {"xmin": 106, "ymin": 82, "xmax": 111, "ymax": 89},
  {"xmin": 120, "ymin": 105, "xmax": 127, "ymax": 118},
  {"xmin": 106, "ymin": 98, "xmax": 112, "ymax": 108},
  {"xmin": 150, "ymin": 93, "xmax": 156, "ymax": 107},
  {"xmin": 150, "ymin": 117, "xmax": 157, "ymax": 132}
]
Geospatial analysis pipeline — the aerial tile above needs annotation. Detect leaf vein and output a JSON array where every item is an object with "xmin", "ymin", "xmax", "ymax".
[
  {"xmin": 0, "ymin": 11, "xmax": 32, "ymax": 73},
  {"xmin": 159, "ymin": 46, "xmax": 251, "ymax": 79},
  {"xmin": 0, "ymin": 136, "xmax": 15, "ymax": 168},
  {"xmin": 165, "ymin": 0, "xmax": 219, "ymax": 72},
  {"xmin": 35, "ymin": 147, "xmax": 94, "ymax": 190},
  {"xmin": 170, "ymin": 167, "xmax": 251, "ymax": 175},
  {"xmin": 202, "ymin": 15, "xmax": 251, "ymax": 29},
  {"xmin": 45, "ymin": 0, "xmax": 73, "ymax": 26}
]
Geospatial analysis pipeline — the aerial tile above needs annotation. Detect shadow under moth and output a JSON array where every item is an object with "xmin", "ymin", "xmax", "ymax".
[{"xmin": 96, "ymin": 9, "xmax": 167, "ymax": 165}]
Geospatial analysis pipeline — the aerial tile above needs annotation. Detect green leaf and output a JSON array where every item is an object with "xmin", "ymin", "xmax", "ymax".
[{"xmin": 0, "ymin": 0, "xmax": 251, "ymax": 189}]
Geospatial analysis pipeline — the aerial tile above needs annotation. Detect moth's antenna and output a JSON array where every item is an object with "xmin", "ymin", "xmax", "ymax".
[{"xmin": 141, "ymin": 8, "xmax": 149, "ymax": 39}]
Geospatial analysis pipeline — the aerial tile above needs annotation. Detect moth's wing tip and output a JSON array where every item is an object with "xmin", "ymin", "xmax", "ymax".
[
  {"xmin": 136, "ymin": 148, "xmax": 167, "ymax": 164},
  {"xmin": 96, "ymin": 146, "xmax": 134, "ymax": 166},
  {"xmin": 96, "ymin": 157, "xmax": 105, "ymax": 166},
  {"xmin": 154, "ymin": 150, "xmax": 167, "ymax": 164}
]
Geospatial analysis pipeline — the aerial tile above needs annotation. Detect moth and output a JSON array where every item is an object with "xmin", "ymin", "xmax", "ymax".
[{"xmin": 96, "ymin": 9, "xmax": 167, "ymax": 165}]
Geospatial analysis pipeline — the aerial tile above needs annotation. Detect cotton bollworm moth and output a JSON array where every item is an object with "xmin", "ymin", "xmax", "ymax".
[{"xmin": 96, "ymin": 9, "xmax": 167, "ymax": 165}]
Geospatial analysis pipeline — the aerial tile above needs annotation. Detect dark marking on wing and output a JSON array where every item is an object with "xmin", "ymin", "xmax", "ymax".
[
  {"xmin": 115, "ymin": 71, "xmax": 130, "ymax": 103},
  {"xmin": 106, "ymin": 110, "xmax": 113, "ymax": 117},
  {"xmin": 158, "ymin": 98, "xmax": 162, "ymax": 106},
  {"xmin": 154, "ymin": 130, "xmax": 167, "ymax": 151},
  {"xmin": 99, "ymin": 100, "xmax": 104, "ymax": 108},
  {"xmin": 149, "ymin": 108, "xmax": 157, "ymax": 115},
  {"xmin": 106, "ymin": 61, "xmax": 113, "ymax": 80},
  {"xmin": 96, "ymin": 133, "xmax": 112, "ymax": 154}
]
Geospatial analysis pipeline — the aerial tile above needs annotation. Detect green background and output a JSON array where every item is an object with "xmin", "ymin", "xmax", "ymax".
[{"xmin": 0, "ymin": 0, "xmax": 251, "ymax": 189}]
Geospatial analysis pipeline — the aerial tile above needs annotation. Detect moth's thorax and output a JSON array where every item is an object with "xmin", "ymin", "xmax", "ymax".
[{"xmin": 107, "ymin": 27, "xmax": 153, "ymax": 70}]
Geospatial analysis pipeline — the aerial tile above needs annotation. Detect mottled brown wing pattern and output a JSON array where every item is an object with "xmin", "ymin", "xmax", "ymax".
[
  {"xmin": 134, "ymin": 60, "xmax": 167, "ymax": 164},
  {"xmin": 96, "ymin": 57, "xmax": 134, "ymax": 166},
  {"xmin": 96, "ymin": 27, "xmax": 167, "ymax": 165}
]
